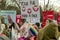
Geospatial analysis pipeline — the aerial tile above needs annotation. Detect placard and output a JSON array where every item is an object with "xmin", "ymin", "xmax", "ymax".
[{"xmin": 0, "ymin": 10, "xmax": 16, "ymax": 23}]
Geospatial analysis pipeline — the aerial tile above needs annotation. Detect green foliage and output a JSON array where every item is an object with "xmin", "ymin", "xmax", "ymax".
[
  {"xmin": 0, "ymin": 0, "xmax": 21, "ymax": 14},
  {"xmin": 7, "ymin": 5, "xmax": 21, "ymax": 14},
  {"xmin": 0, "ymin": 0, "xmax": 6, "ymax": 10}
]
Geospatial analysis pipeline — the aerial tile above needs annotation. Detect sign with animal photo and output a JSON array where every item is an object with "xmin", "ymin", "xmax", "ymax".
[{"xmin": 20, "ymin": 0, "xmax": 40, "ymax": 24}]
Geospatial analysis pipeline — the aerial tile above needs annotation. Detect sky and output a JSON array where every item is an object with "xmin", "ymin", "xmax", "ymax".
[{"xmin": 39, "ymin": 0, "xmax": 60, "ymax": 7}]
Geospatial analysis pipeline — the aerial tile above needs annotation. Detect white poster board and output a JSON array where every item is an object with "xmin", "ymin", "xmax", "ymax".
[{"xmin": 20, "ymin": 0, "xmax": 40, "ymax": 24}]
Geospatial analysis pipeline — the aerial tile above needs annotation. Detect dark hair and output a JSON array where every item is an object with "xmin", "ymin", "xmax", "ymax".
[
  {"xmin": 9, "ymin": 22, "xmax": 15, "ymax": 29},
  {"xmin": 35, "ymin": 22, "xmax": 40, "ymax": 27},
  {"xmin": 35, "ymin": 22, "xmax": 40, "ymax": 28}
]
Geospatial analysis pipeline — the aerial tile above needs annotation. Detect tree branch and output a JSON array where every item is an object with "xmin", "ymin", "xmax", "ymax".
[{"xmin": 11, "ymin": 0, "xmax": 20, "ymax": 9}]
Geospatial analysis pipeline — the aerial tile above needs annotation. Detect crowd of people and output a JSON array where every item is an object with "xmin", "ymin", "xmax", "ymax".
[
  {"xmin": 0, "ymin": 17, "xmax": 60, "ymax": 40},
  {"xmin": 0, "ymin": 18, "xmax": 40, "ymax": 40}
]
